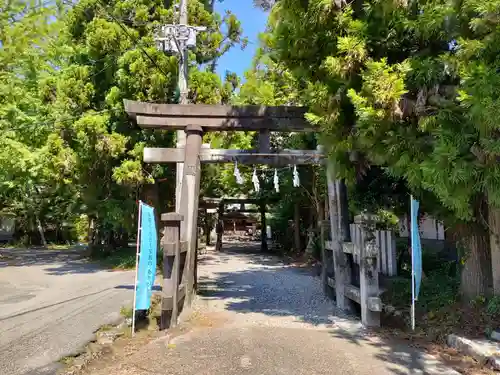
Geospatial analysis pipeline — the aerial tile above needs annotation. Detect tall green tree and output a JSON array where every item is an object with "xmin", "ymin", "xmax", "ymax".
[
  {"xmin": 57, "ymin": 0, "xmax": 247, "ymax": 249},
  {"xmin": 253, "ymin": 0, "xmax": 500, "ymax": 298},
  {"xmin": 0, "ymin": 0, "xmax": 76, "ymax": 245},
  {"xmin": 451, "ymin": 0, "xmax": 500, "ymax": 295},
  {"xmin": 0, "ymin": 0, "xmax": 246, "ymax": 248}
]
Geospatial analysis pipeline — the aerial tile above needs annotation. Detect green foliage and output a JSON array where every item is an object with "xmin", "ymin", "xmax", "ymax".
[
  {"xmin": 247, "ymin": 0, "xmax": 500, "ymax": 297},
  {"xmin": 74, "ymin": 215, "xmax": 90, "ymax": 242},
  {"xmin": 486, "ymin": 296, "xmax": 500, "ymax": 316},
  {"xmin": 375, "ymin": 210, "xmax": 400, "ymax": 231},
  {"xmin": 120, "ymin": 305, "xmax": 134, "ymax": 318},
  {"xmin": 385, "ymin": 256, "xmax": 460, "ymax": 314},
  {"xmin": 90, "ymin": 246, "xmax": 137, "ymax": 269},
  {"xmin": 262, "ymin": 0, "xmax": 500, "ymax": 221},
  {"xmin": 232, "ymin": 45, "xmax": 327, "ymax": 250},
  {"xmin": 0, "ymin": 0, "xmax": 246, "ymax": 248}
]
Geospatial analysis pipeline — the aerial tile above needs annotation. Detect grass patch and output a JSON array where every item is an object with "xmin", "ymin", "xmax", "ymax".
[
  {"xmin": 120, "ymin": 305, "xmax": 134, "ymax": 319},
  {"xmin": 382, "ymin": 250, "xmax": 500, "ymax": 343},
  {"xmin": 59, "ymin": 355, "xmax": 76, "ymax": 366},
  {"xmin": 382, "ymin": 264, "xmax": 461, "ymax": 342},
  {"xmin": 0, "ymin": 243, "xmax": 79, "ymax": 250},
  {"xmin": 97, "ymin": 324, "xmax": 114, "ymax": 332},
  {"xmin": 379, "ymin": 251, "xmax": 500, "ymax": 375},
  {"xmin": 89, "ymin": 245, "xmax": 164, "ymax": 271},
  {"xmin": 46, "ymin": 244, "xmax": 73, "ymax": 250},
  {"xmin": 90, "ymin": 246, "xmax": 137, "ymax": 270}
]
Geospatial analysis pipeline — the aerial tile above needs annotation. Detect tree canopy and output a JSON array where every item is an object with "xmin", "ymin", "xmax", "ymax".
[
  {"xmin": 0, "ymin": 0, "xmax": 245, "ymax": 248},
  {"xmin": 5, "ymin": 0, "xmax": 500, "ymax": 300},
  {"xmin": 245, "ymin": 0, "xmax": 500, "ymax": 298}
]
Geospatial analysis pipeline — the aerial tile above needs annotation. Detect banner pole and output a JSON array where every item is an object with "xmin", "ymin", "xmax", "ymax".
[
  {"xmin": 132, "ymin": 200, "xmax": 143, "ymax": 337},
  {"xmin": 410, "ymin": 195, "xmax": 416, "ymax": 331}
]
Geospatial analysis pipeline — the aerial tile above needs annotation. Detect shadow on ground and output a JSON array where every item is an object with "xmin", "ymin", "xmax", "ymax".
[
  {"xmin": 0, "ymin": 247, "xmax": 113, "ymax": 275},
  {"xmin": 115, "ymin": 285, "xmax": 161, "ymax": 291},
  {"xmin": 199, "ymin": 241, "xmax": 287, "ymax": 268},
  {"xmin": 330, "ymin": 328, "xmax": 466, "ymax": 375},
  {"xmin": 196, "ymin": 241, "xmax": 468, "ymax": 375},
  {"xmin": 197, "ymin": 267, "xmax": 331, "ymax": 325},
  {"xmin": 198, "ymin": 240, "xmax": 335, "ymax": 325}
]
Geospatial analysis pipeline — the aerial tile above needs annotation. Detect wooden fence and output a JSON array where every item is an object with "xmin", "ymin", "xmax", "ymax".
[
  {"xmin": 159, "ymin": 213, "xmax": 189, "ymax": 330},
  {"xmin": 320, "ymin": 215, "xmax": 397, "ymax": 327},
  {"xmin": 324, "ymin": 223, "xmax": 397, "ymax": 276}
]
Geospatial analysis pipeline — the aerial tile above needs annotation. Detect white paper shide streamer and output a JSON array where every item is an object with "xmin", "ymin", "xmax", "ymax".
[
  {"xmin": 252, "ymin": 168, "xmax": 260, "ymax": 192},
  {"xmin": 273, "ymin": 169, "xmax": 279, "ymax": 193},
  {"xmin": 233, "ymin": 161, "xmax": 243, "ymax": 185},
  {"xmin": 293, "ymin": 165, "xmax": 300, "ymax": 187}
]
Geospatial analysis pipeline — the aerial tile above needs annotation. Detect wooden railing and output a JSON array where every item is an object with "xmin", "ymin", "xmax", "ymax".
[
  {"xmin": 324, "ymin": 223, "xmax": 397, "ymax": 276},
  {"xmin": 159, "ymin": 213, "xmax": 189, "ymax": 330},
  {"xmin": 320, "ymin": 215, "xmax": 396, "ymax": 327}
]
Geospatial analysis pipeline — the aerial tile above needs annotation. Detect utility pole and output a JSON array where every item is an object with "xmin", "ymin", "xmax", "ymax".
[
  {"xmin": 176, "ymin": 0, "xmax": 188, "ymax": 213},
  {"xmin": 154, "ymin": 0, "xmax": 205, "ymax": 211}
]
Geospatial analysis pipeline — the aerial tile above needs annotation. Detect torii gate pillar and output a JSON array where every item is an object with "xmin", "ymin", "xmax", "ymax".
[{"xmin": 178, "ymin": 124, "xmax": 203, "ymax": 306}]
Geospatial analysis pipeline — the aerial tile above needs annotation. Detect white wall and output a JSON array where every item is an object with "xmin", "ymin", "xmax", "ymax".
[
  {"xmin": 398, "ymin": 215, "xmax": 445, "ymax": 240},
  {"xmin": 0, "ymin": 216, "xmax": 15, "ymax": 235}
]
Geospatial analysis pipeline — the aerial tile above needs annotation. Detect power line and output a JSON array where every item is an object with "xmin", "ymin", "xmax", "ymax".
[
  {"xmin": 94, "ymin": 0, "xmax": 171, "ymax": 79},
  {"xmin": 69, "ymin": 0, "xmax": 173, "ymax": 81},
  {"xmin": 1, "ymin": 6, "xmax": 169, "ymax": 128},
  {"xmin": 1, "ymin": 2, "xmax": 175, "ymax": 132},
  {"xmin": 0, "ymin": 110, "xmax": 111, "ymax": 129},
  {"xmin": 6, "ymin": 0, "xmax": 176, "ymax": 81},
  {"xmin": 2, "ymin": 0, "xmax": 55, "ymax": 17}
]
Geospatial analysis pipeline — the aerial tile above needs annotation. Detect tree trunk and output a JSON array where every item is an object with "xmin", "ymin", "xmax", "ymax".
[
  {"xmin": 204, "ymin": 210, "xmax": 210, "ymax": 246},
  {"xmin": 488, "ymin": 201, "xmax": 500, "ymax": 296},
  {"xmin": 294, "ymin": 202, "xmax": 301, "ymax": 252},
  {"xmin": 87, "ymin": 216, "xmax": 96, "ymax": 256},
  {"xmin": 325, "ymin": 195, "xmax": 329, "ymax": 220},
  {"xmin": 460, "ymin": 229, "xmax": 491, "ymax": 299},
  {"xmin": 308, "ymin": 206, "xmax": 314, "ymax": 231},
  {"xmin": 318, "ymin": 200, "xmax": 324, "ymax": 227},
  {"xmin": 338, "ymin": 180, "xmax": 351, "ymax": 242},
  {"xmin": 449, "ymin": 219, "xmax": 492, "ymax": 300},
  {"xmin": 311, "ymin": 169, "xmax": 319, "ymax": 228},
  {"xmin": 36, "ymin": 215, "xmax": 47, "ymax": 248},
  {"xmin": 87, "ymin": 216, "xmax": 94, "ymax": 243}
]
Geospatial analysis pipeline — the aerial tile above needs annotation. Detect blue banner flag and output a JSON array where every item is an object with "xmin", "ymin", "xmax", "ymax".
[
  {"xmin": 135, "ymin": 202, "xmax": 157, "ymax": 310},
  {"xmin": 411, "ymin": 197, "xmax": 422, "ymax": 300}
]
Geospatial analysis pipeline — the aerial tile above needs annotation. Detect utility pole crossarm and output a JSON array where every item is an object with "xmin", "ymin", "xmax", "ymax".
[
  {"xmin": 154, "ymin": 0, "xmax": 204, "ymax": 213},
  {"xmin": 155, "ymin": 24, "xmax": 207, "ymax": 54}
]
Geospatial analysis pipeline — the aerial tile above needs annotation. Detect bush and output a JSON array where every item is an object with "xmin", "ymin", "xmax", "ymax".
[
  {"xmin": 384, "ymin": 240, "xmax": 460, "ymax": 310},
  {"xmin": 90, "ymin": 246, "xmax": 137, "ymax": 269},
  {"xmin": 395, "ymin": 237, "xmax": 457, "ymax": 277},
  {"xmin": 157, "ymin": 246, "xmax": 163, "ymax": 270},
  {"xmin": 73, "ymin": 215, "xmax": 89, "ymax": 242},
  {"xmin": 269, "ymin": 210, "xmax": 294, "ymax": 253}
]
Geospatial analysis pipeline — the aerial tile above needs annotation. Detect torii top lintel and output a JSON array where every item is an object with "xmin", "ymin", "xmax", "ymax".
[{"xmin": 123, "ymin": 100, "xmax": 315, "ymax": 132}]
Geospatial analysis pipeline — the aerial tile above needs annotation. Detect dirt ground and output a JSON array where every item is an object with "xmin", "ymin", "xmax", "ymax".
[{"xmin": 60, "ymin": 244, "xmax": 496, "ymax": 375}]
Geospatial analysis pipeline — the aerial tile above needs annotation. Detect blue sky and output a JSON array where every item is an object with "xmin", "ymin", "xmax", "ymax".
[{"xmin": 214, "ymin": 1, "xmax": 268, "ymax": 79}]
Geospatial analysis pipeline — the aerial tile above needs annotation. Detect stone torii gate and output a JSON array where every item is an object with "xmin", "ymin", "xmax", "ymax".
[{"xmin": 124, "ymin": 100, "xmax": 327, "ymax": 327}]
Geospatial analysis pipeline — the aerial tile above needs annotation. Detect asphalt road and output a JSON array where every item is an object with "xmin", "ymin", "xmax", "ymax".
[{"xmin": 0, "ymin": 248, "xmax": 136, "ymax": 375}]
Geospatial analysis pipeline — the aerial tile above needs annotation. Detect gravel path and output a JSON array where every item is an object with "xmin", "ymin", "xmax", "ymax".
[
  {"xmin": 0, "ymin": 248, "xmax": 136, "ymax": 375},
  {"xmin": 80, "ymin": 241, "xmax": 459, "ymax": 375},
  {"xmin": 194, "ymin": 241, "xmax": 360, "ymax": 332}
]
